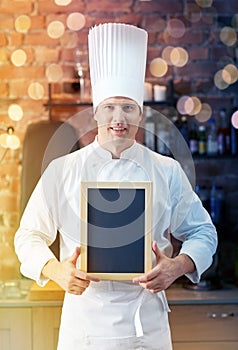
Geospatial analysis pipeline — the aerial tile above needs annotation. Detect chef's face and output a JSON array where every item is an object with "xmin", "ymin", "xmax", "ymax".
[{"xmin": 94, "ymin": 97, "xmax": 142, "ymax": 146}]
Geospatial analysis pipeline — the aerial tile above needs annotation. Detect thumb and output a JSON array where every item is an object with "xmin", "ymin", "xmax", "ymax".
[
  {"xmin": 68, "ymin": 246, "xmax": 81, "ymax": 266},
  {"xmin": 152, "ymin": 241, "xmax": 162, "ymax": 264}
]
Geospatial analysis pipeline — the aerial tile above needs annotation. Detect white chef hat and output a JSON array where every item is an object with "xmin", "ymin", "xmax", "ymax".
[{"xmin": 88, "ymin": 23, "xmax": 148, "ymax": 110}]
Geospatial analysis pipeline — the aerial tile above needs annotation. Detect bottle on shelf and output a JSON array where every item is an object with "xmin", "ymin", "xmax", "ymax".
[
  {"xmin": 209, "ymin": 184, "xmax": 224, "ymax": 226},
  {"xmin": 180, "ymin": 116, "xmax": 189, "ymax": 145},
  {"xmin": 206, "ymin": 117, "xmax": 218, "ymax": 156},
  {"xmin": 217, "ymin": 109, "xmax": 231, "ymax": 155},
  {"xmin": 72, "ymin": 48, "xmax": 85, "ymax": 100},
  {"xmin": 198, "ymin": 125, "xmax": 206, "ymax": 155},
  {"xmin": 189, "ymin": 122, "xmax": 198, "ymax": 155}
]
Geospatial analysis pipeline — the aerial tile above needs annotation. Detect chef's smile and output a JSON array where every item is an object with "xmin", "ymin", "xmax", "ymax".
[{"xmin": 109, "ymin": 124, "xmax": 127, "ymax": 136}]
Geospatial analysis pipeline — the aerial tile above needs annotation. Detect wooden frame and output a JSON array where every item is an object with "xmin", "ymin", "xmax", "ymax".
[{"xmin": 80, "ymin": 181, "xmax": 152, "ymax": 280}]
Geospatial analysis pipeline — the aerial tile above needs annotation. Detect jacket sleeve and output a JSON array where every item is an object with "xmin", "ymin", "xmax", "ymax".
[
  {"xmin": 169, "ymin": 160, "xmax": 218, "ymax": 283},
  {"xmin": 14, "ymin": 161, "xmax": 59, "ymax": 286}
]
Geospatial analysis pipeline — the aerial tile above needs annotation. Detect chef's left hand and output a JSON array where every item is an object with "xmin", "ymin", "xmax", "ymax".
[{"xmin": 132, "ymin": 241, "xmax": 195, "ymax": 293}]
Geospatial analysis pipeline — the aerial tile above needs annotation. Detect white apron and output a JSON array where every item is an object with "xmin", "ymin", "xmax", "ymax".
[
  {"xmin": 57, "ymin": 152, "xmax": 172, "ymax": 349},
  {"xmin": 57, "ymin": 281, "xmax": 172, "ymax": 350}
]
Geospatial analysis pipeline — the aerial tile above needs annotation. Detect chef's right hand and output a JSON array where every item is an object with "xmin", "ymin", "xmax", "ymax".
[{"xmin": 42, "ymin": 247, "xmax": 100, "ymax": 295}]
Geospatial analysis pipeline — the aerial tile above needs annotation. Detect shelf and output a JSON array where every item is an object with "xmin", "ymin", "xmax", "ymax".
[
  {"xmin": 43, "ymin": 100, "xmax": 175, "ymax": 108},
  {"xmin": 44, "ymin": 81, "xmax": 176, "ymax": 119},
  {"xmin": 44, "ymin": 101, "xmax": 92, "ymax": 108},
  {"xmin": 193, "ymin": 154, "xmax": 237, "ymax": 160}
]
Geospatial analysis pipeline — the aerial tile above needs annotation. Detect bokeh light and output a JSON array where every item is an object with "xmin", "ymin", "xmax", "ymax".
[
  {"xmin": 28, "ymin": 82, "xmax": 45, "ymax": 100},
  {"xmin": 177, "ymin": 95, "xmax": 190, "ymax": 115},
  {"xmin": 186, "ymin": 96, "xmax": 202, "ymax": 116},
  {"xmin": 195, "ymin": 103, "xmax": 212, "ymax": 122},
  {"xmin": 231, "ymin": 110, "xmax": 238, "ymax": 129},
  {"xmin": 195, "ymin": 0, "xmax": 213, "ymax": 7},
  {"xmin": 222, "ymin": 64, "xmax": 238, "ymax": 85},
  {"xmin": 0, "ymin": 133, "xmax": 20, "ymax": 150},
  {"xmin": 220, "ymin": 27, "xmax": 237, "ymax": 47},
  {"xmin": 55, "ymin": 0, "xmax": 72, "ymax": 5},
  {"xmin": 46, "ymin": 64, "xmax": 63, "ymax": 82},
  {"xmin": 185, "ymin": 3, "xmax": 202, "ymax": 23},
  {"xmin": 0, "ymin": 134, "xmax": 9, "ymax": 148},
  {"xmin": 47, "ymin": 21, "xmax": 65, "ymax": 39},
  {"xmin": 15, "ymin": 15, "xmax": 31, "ymax": 33},
  {"xmin": 66, "ymin": 13, "xmax": 86, "ymax": 31},
  {"xmin": 11, "ymin": 49, "xmax": 27, "ymax": 67},
  {"xmin": 177, "ymin": 95, "xmax": 201, "ymax": 116},
  {"xmin": 214, "ymin": 70, "xmax": 229, "ymax": 90},
  {"xmin": 167, "ymin": 19, "xmax": 186, "ymax": 39},
  {"xmin": 6, "ymin": 135, "xmax": 20, "ymax": 150},
  {"xmin": 162, "ymin": 46, "xmax": 174, "ymax": 65},
  {"xmin": 170, "ymin": 47, "xmax": 189, "ymax": 67},
  {"xmin": 149, "ymin": 58, "xmax": 168, "ymax": 77},
  {"xmin": 8, "ymin": 104, "xmax": 23, "ymax": 121}
]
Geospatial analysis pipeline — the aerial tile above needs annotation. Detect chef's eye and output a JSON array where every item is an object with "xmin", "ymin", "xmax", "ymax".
[
  {"xmin": 122, "ymin": 105, "xmax": 136, "ymax": 113},
  {"xmin": 104, "ymin": 104, "xmax": 114, "ymax": 111}
]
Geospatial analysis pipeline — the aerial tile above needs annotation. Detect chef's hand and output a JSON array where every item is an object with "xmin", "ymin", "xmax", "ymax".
[
  {"xmin": 132, "ymin": 241, "xmax": 195, "ymax": 293},
  {"xmin": 42, "ymin": 247, "xmax": 100, "ymax": 295}
]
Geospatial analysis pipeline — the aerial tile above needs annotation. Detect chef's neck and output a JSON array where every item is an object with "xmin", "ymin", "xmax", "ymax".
[{"xmin": 97, "ymin": 137, "xmax": 134, "ymax": 159}]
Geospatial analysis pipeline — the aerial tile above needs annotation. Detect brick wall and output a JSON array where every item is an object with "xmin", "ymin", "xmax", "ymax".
[{"xmin": 0, "ymin": 0, "xmax": 238, "ymax": 281}]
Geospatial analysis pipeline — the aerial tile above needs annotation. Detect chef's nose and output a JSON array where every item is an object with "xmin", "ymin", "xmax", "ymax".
[{"xmin": 112, "ymin": 105, "xmax": 126, "ymax": 123}]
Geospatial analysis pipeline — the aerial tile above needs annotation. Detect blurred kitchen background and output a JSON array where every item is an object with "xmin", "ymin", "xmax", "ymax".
[
  {"xmin": 1, "ymin": 1, "xmax": 238, "ymax": 350},
  {"xmin": 0, "ymin": 0, "xmax": 238, "ymax": 287}
]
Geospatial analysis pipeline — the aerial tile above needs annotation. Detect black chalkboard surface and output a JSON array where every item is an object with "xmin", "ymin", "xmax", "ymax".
[{"xmin": 80, "ymin": 182, "xmax": 152, "ymax": 280}]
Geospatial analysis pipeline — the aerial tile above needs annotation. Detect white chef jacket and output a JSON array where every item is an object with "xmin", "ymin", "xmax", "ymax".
[{"xmin": 15, "ymin": 139, "xmax": 217, "ymax": 350}]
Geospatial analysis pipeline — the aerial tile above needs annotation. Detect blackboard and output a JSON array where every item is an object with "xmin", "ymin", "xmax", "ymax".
[{"xmin": 80, "ymin": 182, "xmax": 152, "ymax": 280}]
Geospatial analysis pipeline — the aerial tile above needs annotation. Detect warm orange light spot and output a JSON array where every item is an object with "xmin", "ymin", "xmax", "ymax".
[
  {"xmin": 11, "ymin": 49, "xmax": 27, "ymax": 67},
  {"xmin": 222, "ymin": 64, "xmax": 238, "ymax": 85},
  {"xmin": 214, "ymin": 70, "xmax": 229, "ymax": 90},
  {"xmin": 220, "ymin": 27, "xmax": 237, "ymax": 47},
  {"xmin": 8, "ymin": 104, "xmax": 23, "ymax": 121},
  {"xmin": 0, "ymin": 134, "xmax": 9, "ymax": 148},
  {"xmin": 177, "ymin": 96, "xmax": 190, "ymax": 115},
  {"xmin": 185, "ymin": 96, "xmax": 202, "ymax": 116},
  {"xmin": 66, "ymin": 13, "xmax": 86, "ymax": 31},
  {"xmin": 28, "ymin": 83, "xmax": 45, "ymax": 100},
  {"xmin": 47, "ymin": 21, "xmax": 65, "ymax": 39},
  {"xmin": 0, "ymin": 134, "xmax": 20, "ymax": 150},
  {"xmin": 162, "ymin": 46, "xmax": 174, "ymax": 65},
  {"xmin": 167, "ymin": 19, "xmax": 186, "ymax": 38},
  {"xmin": 231, "ymin": 111, "xmax": 238, "ymax": 129},
  {"xmin": 46, "ymin": 64, "xmax": 63, "ymax": 82},
  {"xmin": 195, "ymin": 103, "xmax": 212, "ymax": 122},
  {"xmin": 15, "ymin": 15, "xmax": 31, "ymax": 33},
  {"xmin": 149, "ymin": 58, "xmax": 168, "ymax": 77},
  {"xmin": 55, "ymin": 0, "xmax": 72, "ymax": 5},
  {"xmin": 196, "ymin": 0, "xmax": 213, "ymax": 8},
  {"xmin": 170, "ymin": 47, "xmax": 189, "ymax": 67}
]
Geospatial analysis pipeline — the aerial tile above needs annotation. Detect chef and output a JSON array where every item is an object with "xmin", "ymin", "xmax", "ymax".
[{"xmin": 15, "ymin": 23, "xmax": 217, "ymax": 350}]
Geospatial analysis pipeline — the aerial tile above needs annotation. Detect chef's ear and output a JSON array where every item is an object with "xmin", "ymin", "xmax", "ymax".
[
  {"xmin": 93, "ymin": 106, "xmax": 99, "ymax": 122},
  {"xmin": 138, "ymin": 107, "xmax": 143, "ymax": 124}
]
